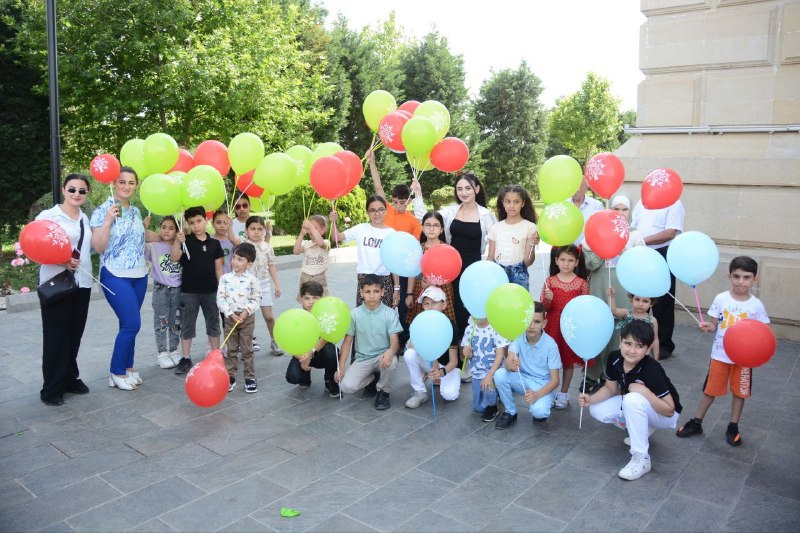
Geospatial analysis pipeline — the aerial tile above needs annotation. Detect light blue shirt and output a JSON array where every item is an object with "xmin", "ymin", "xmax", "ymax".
[
  {"xmin": 90, "ymin": 197, "xmax": 147, "ymax": 277},
  {"xmin": 347, "ymin": 303, "xmax": 403, "ymax": 361},
  {"xmin": 509, "ymin": 331, "xmax": 561, "ymax": 382}
]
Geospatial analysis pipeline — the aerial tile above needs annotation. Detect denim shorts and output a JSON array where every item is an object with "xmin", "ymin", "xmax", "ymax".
[{"xmin": 503, "ymin": 261, "xmax": 530, "ymax": 290}]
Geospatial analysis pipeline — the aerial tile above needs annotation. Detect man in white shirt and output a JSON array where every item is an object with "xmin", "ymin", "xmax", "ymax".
[{"xmin": 631, "ymin": 199, "xmax": 686, "ymax": 359}]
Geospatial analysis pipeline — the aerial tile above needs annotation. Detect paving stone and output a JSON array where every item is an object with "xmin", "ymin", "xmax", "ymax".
[
  {"xmin": 40, "ymin": 521, "xmax": 75, "ymax": 532},
  {"xmin": 594, "ymin": 465, "xmax": 682, "ymax": 516},
  {"xmin": 418, "ymin": 434, "xmax": 513, "ymax": 484},
  {"xmin": 307, "ymin": 513, "xmax": 378, "ymax": 532},
  {"xmin": 0, "ymin": 415, "xmax": 27, "ymax": 438},
  {"xmin": 265, "ymin": 425, "xmax": 323, "ymax": 454},
  {"xmin": 79, "ymin": 393, "xmax": 178, "ymax": 428},
  {"xmin": 397, "ymin": 510, "xmax": 478, "ymax": 532},
  {"xmin": 561, "ymin": 426, "xmax": 632, "ymax": 476},
  {"xmin": 49, "ymin": 414, "xmax": 162, "ymax": 457},
  {"xmin": 124, "ymin": 414, "xmax": 234, "ymax": 456},
  {"xmin": 515, "ymin": 462, "xmax": 611, "ymax": 522},
  {"xmin": 478, "ymin": 504, "xmax": 566, "ymax": 532},
  {"xmin": 343, "ymin": 410, "xmax": 430, "ymax": 452},
  {"xmin": 339, "ymin": 433, "xmax": 438, "ymax": 488},
  {"xmin": 0, "ymin": 443, "xmax": 68, "ymax": 483},
  {"xmin": 300, "ymin": 413, "xmax": 366, "ymax": 441},
  {"xmin": 672, "ymin": 453, "xmax": 751, "ymax": 507},
  {"xmin": 760, "ymin": 416, "xmax": 800, "ymax": 456},
  {"xmin": 0, "ymin": 479, "xmax": 35, "ymax": 511},
  {"xmin": 724, "ymin": 486, "xmax": 800, "ymax": 530},
  {"xmin": 0, "ymin": 427, "xmax": 41, "ymax": 460},
  {"xmin": 745, "ymin": 448, "xmax": 800, "ymax": 501},
  {"xmin": 132, "ymin": 518, "xmax": 176, "ymax": 532},
  {"xmin": 219, "ymin": 516, "xmax": 275, "ymax": 532},
  {"xmin": 698, "ymin": 419, "xmax": 767, "ymax": 465},
  {"xmin": 195, "ymin": 413, "xmax": 299, "ymax": 456},
  {"xmin": 263, "ymin": 440, "xmax": 366, "ymax": 492},
  {"xmin": 645, "ymin": 493, "xmax": 731, "ymax": 532},
  {"xmin": 493, "ymin": 430, "xmax": 580, "ymax": 480}
]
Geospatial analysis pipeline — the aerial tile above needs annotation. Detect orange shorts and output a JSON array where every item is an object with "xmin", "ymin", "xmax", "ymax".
[{"xmin": 703, "ymin": 359, "xmax": 752, "ymax": 399}]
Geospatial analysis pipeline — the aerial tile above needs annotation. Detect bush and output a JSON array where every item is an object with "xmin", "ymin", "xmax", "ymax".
[
  {"xmin": 271, "ymin": 185, "xmax": 368, "ymax": 236},
  {"xmin": 430, "ymin": 186, "xmax": 454, "ymax": 210}
]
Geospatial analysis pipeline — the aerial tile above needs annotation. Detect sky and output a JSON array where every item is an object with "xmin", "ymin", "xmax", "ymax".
[{"xmin": 317, "ymin": 0, "xmax": 645, "ymax": 110}]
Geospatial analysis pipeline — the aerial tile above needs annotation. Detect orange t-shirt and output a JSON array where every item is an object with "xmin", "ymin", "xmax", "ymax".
[{"xmin": 384, "ymin": 205, "xmax": 422, "ymax": 239}]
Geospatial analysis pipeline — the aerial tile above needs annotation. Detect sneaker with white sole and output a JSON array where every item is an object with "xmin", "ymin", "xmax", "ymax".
[
  {"xmin": 245, "ymin": 379, "xmax": 258, "ymax": 393},
  {"xmin": 623, "ymin": 427, "xmax": 656, "ymax": 446},
  {"xmin": 253, "ymin": 342, "xmax": 261, "ymax": 352},
  {"xmin": 460, "ymin": 364, "xmax": 473, "ymax": 384},
  {"xmin": 168, "ymin": 350, "xmax": 182, "ymax": 366},
  {"xmin": 405, "ymin": 390, "xmax": 429, "ymax": 409},
  {"xmin": 618, "ymin": 453, "xmax": 651, "ymax": 480},
  {"xmin": 553, "ymin": 392, "xmax": 569, "ymax": 410},
  {"xmin": 157, "ymin": 352, "xmax": 176, "ymax": 369},
  {"xmin": 270, "ymin": 340, "xmax": 284, "ymax": 356},
  {"xmin": 228, "ymin": 376, "xmax": 236, "ymax": 392}
]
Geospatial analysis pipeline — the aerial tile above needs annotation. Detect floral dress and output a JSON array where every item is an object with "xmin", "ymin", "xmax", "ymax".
[{"xmin": 541, "ymin": 274, "xmax": 590, "ymax": 368}]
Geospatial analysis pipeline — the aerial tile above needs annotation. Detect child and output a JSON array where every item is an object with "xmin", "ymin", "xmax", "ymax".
[
  {"xmin": 493, "ymin": 302, "xmax": 561, "ymax": 429},
  {"xmin": 405, "ymin": 212, "xmax": 457, "ymax": 325},
  {"xmin": 579, "ymin": 321, "xmax": 682, "ymax": 481},
  {"xmin": 542, "ymin": 244, "xmax": 589, "ymax": 409},
  {"xmin": 607, "ymin": 287, "xmax": 660, "ymax": 360},
  {"xmin": 144, "ymin": 216, "xmax": 182, "ymax": 369},
  {"xmin": 331, "ymin": 196, "xmax": 399, "ymax": 309},
  {"xmin": 211, "ymin": 211, "xmax": 234, "ymax": 274},
  {"xmin": 170, "ymin": 206, "xmax": 225, "ymax": 375},
  {"xmin": 403, "ymin": 287, "xmax": 461, "ymax": 408},
  {"xmin": 292, "ymin": 215, "xmax": 331, "ymax": 294},
  {"xmin": 676, "ymin": 256, "xmax": 769, "ymax": 447},
  {"xmin": 232, "ymin": 193, "xmax": 271, "ymax": 242},
  {"xmin": 216, "ymin": 243, "xmax": 261, "ymax": 393},
  {"xmin": 285, "ymin": 281, "xmax": 340, "ymax": 397},
  {"xmin": 336, "ymin": 274, "xmax": 403, "ymax": 410},
  {"xmin": 462, "ymin": 315, "xmax": 509, "ymax": 422},
  {"xmin": 487, "ymin": 185, "xmax": 539, "ymax": 289}
]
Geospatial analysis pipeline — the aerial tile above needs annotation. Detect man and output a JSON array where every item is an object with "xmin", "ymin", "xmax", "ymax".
[{"xmin": 572, "ymin": 179, "xmax": 604, "ymax": 244}]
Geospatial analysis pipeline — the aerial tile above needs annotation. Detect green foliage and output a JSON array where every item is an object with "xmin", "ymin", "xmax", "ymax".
[
  {"xmin": 430, "ymin": 186, "xmax": 454, "ymax": 210},
  {"xmin": 548, "ymin": 72, "xmax": 622, "ymax": 165},
  {"xmin": 271, "ymin": 184, "xmax": 367, "ymax": 236},
  {"xmin": 473, "ymin": 61, "xmax": 548, "ymax": 198},
  {"xmin": 614, "ymin": 109, "xmax": 637, "ymax": 147}
]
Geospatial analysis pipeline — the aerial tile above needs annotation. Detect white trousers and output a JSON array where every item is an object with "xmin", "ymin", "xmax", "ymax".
[
  {"xmin": 589, "ymin": 392, "xmax": 679, "ymax": 459},
  {"xmin": 403, "ymin": 348, "xmax": 460, "ymax": 401}
]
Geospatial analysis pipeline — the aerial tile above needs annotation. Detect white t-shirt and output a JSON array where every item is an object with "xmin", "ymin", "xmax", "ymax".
[
  {"xmin": 35, "ymin": 206, "xmax": 93, "ymax": 288},
  {"xmin": 573, "ymin": 196, "xmax": 604, "ymax": 244},
  {"xmin": 708, "ymin": 291, "xmax": 770, "ymax": 365},
  {"xmin": 342, "ymin": 224, "xmax": 395, "ymax": 275},
  {"xmin": 301, "ymin": 239, "xmax": 330, "ymax": 275},
  {"xmin": 232, "ymin": 219, "xmax": 247, "ymax": 239},
  {"xmin": 631, "ymin": 200, "xmax": 685, "ymax": 250},
  {"xmin": 487, "ymin": 219, "xmax": 537, "ymax": 265}
]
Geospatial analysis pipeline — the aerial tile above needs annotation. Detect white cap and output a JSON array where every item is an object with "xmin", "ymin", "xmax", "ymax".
[{"xmin": 417, "ymin": 286, "xmax": 446, "ymax": 304}]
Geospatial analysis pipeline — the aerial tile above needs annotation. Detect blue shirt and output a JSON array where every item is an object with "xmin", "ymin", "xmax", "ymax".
[
  {"xmin": 509, "ymin": 331, "xmax": 561, "ymax": 382},
  {"xmin": 347, "ymin": 303, "xmax": 403, "ymax": 361},
  {"xmin": 90, "ymin": 197, "xmax": 146, "ymax": 277}
]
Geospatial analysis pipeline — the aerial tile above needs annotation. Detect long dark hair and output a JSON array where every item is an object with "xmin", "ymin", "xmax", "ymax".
[
  {"xmin": 549, "ymin": 244, "xmax": 588, "ymax": 279},
  {"xmin": 453, "ymin": 172, "xmax": 487, "ymax": 207},
  {"xmin": 365, "ymin": 195, "xmax": 387, "ymax": 210},
  {"xmin": 420, "ymin": 211, "xmax": 445, "ymax": 245},
  {"xmin": 496, "ymin": 185, "xmax": 537, "ymax": 223},
  {"xmin": 63, "ymin": 173, "xmax": 90, "ymax": 190}
]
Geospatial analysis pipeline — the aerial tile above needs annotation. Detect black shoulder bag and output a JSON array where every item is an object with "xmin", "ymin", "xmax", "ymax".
[{"xmin": 38, "ymin": 219, "xmax": 84, "ymax": 307}]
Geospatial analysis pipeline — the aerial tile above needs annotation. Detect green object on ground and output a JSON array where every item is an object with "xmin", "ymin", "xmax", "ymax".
[{"xmin": 280, "ymin": 507, "xmax": 301, "ymax": 518}]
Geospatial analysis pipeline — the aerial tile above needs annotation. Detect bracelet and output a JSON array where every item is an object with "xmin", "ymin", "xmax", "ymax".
[
  {"xmin": 441, "ymin": 366, "xmax": 447, "ymax": 376},
  {"xmin": 393, "ymin": 286, "xmax": 400, "ymax": 291}
]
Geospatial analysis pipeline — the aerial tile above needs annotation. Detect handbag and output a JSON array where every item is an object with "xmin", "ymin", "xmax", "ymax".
[{"xmin": 38, "ymin": 219, "xmax": 84, "ymax": 307}]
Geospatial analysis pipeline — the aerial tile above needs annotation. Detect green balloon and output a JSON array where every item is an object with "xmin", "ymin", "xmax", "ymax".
[
  {"xmin": 311, "ymin": 296, "xmax": 351, "ymax": 343},
  {"xmin": 538, "ymin": 201, "xmax": 584, "ymax": 246},
  {"xmin": 538, "ymin": 155, "xmax": 583, "ymax": 204},
  {"xmin": 407, "ymin": 153, "xmax": 434, "ymax": 172},
  {"xmin": 139, "ymin": 174, "xmax": 181, "ymax": 216},
  {"xmin": 401, "ymin": 116, "xmax": 438, "ymax": 159},
  {"xmin": 143, "ymin": 133, "xmax": 179, "ymax": 174},
  {"xmin": 311, "ymin": 142, "xmax": 343, "ymax": 162},
  {"xmin": 274, "ymin": 309, "xmax": 321, "ymax": 356},
  {"xmin": 120, "ymin": 138, "xmax": 149, "ymax": 179},
  {"xmin": 414, "ymin": 100, "xmax": 450, "ymax": 141},
  {"xmin": 286, "ymin": 145, "xmax": 313, "ymax": 185},
  {"xmin": 181, "ymin": 165, "xmax": 225, "ymax": 211},
  {"xmin": 250, "ymin": 194, "xmax": 275, "ymax": 214},
  {"xmin": 254, "ymin": 152, "xmax": 296, "ymax": 196},
  {"xmin": 486, "ymin": 283, "xmax": 535, "ymax": 341},
  {"xmin": 229, "ymin": 132, "xmax": 264, "ymax": 175},
  {"xmin": 362, "ymin": 90, "xmax": 397, "ymax": 132}
]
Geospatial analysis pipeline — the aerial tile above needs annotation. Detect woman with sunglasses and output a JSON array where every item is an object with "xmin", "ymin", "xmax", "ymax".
[{"xmin": 34, "ymin": 174, "xmax": 94, "ymax": 406}]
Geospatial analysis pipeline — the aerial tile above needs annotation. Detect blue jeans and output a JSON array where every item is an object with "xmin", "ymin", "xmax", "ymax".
[
  {"xmin": 152, "ymin": 284, "xmax": 181, "ymax": 352},
  {"xmin": 494, "ymin": 367, "xmax": 554, "ymax": 418},
  {"xmin": 100, "ymin": 268, "xmax": 147, "ymax": 375},
  {"xmin": 471, "ymin": 378, "xmax": 498, "ymax": 413},
  {"xmin": 502, "ymin": 262, "xmax": 529, "ymax": 290}
]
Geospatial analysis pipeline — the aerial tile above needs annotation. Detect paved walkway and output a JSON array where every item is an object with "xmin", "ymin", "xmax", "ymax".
[{"xmin": 1, "ymin": 248, "xmax": 798, "ymax": 532}]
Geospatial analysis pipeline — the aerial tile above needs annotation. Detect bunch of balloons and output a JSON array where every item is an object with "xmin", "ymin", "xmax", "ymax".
[
  {"xmin": 536, "ymin": 155, "xmax": 587, "ymax": 246},
  {"xmin": 363, "ymin": 90, "xmax": 470, "ymax": 175}
]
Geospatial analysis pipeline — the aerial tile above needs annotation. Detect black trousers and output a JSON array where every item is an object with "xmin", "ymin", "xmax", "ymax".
[
  {"xmin": 285, "ymin": 342, "xmax": 338, "ymax": 385},
  {"xmin": 654, "ymin": 246, "xmax": 676, "ymax": 354},
  {"xmin": 40, "ymin": 288, "xmax": 91, "ymax": 400},
  {"xmin": 397, "ymin": 276, "xmax": 410, "ymax": 347}
]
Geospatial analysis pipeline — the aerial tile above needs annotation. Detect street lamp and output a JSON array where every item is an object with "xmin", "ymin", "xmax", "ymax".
[{"xmin": 46, "ymin": 0, "xmax": 62, "ymax": 205}]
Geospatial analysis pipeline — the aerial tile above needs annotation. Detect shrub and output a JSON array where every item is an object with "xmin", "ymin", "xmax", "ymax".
[
  {"xmin": 430, "ymin": 185, "xmax": 454, "ymax": 210},
  {"xmin": 271, "ymin": 185, "xmax": 367, "ymax": 235}
]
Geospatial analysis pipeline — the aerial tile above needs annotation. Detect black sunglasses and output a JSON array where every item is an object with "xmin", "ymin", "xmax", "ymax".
[{"xmin": 66, "ymin": 186, "xmax": 88, "ymax": 195}]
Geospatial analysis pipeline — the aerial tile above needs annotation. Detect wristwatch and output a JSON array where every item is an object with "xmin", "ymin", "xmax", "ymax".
[{"xmin": 441, "ymin": 366, "xmax": 448, "ymax": 376}]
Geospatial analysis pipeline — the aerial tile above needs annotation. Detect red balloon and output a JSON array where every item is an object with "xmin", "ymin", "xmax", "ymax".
[
  {"xmin": 641, "ymin": 168, "xmax": 683, "ymax": 210},
  {"xmin": 585, "ymin": 152, "xmax": 625, "ymax": 199},
  {"xmin": 430, "ymin": 137, "xmax": 469, "ymax": 173},
  {"xmin": 723, "ymin": 319, "xmax": 776, "ymax": 368},
  {"xmin": 399, "ymin": 100, "xmax": 420, "ymax": 114},
  {"xmin": 90, "ymin": 154, "xmax": 121, "ymax": 184},
  {"xmin": 185, "ymin": 349, "xmax": 229, "ymax": 408},
  {"xmin": 396, "ymin": 110, "xmax": 413, "ymax": 119},
  {"xmin": 206, "ymin": 211, "xmax": 215, "ymax": 221},
  {"xmin": 19, "ymin": 220, "xmax": 73, "ymax": 265},
  {"xmin": 378, "ymin": 112, "xmax": 410, "ymax": 152},
  {"xmin": 421, "ymin": 244, "xmax": 462, "ymax": 286},
  {"xmin": 236, "ymin": 170, "xmax": 264, "ymax": 197},
  {"xmin": 194, "ymin": 140, "xmax": 230, "ymax": 176},
  {"xmin": 334, "ymin": 150, "xmax": 364, "ymax": 194},
  {"xmin": 584, "ymin": 210, "xmax": 630, "ymax": 260},
  {"xmin": 169, "ymin": 149, "xmax": 194, "ymax": 173},
  {"xmin": 310, "ymin": 156, "xmax": 349, "ymax": 200}
]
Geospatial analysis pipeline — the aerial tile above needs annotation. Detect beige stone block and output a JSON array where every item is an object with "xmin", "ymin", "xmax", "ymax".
[
  {"xmin": 681, "ymin": 185, "xmax": 740, "ymax": 241},
  {"xmin": 641, "ymin": 0, "xmax": 710, "ymax": 16},
  {"xmin": 637, "ymin": 77, "xmax": 698, "ymax": 126},
  {"xmin": 780, "ymin": 2, "xmax": 800, "ymax": 63},
  {"xmin": 705, "ymin": 72, "xmax": 775, "ymax": 124},
  {"xmin": 737, "ymin": 188, "xmax": 800, "ymax": 247},
  {"xmin": 758, "ymin": 255, "xmax": 800, "ymax": 321}
]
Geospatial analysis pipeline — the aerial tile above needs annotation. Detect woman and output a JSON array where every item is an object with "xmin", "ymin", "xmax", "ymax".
[
  {"xmin": 90, "ymin": 166, "xmax": 148, "ymax": 390},
  {"xmin": 36, "ymin": 174, "xmax": 94, "ymax": 406}
]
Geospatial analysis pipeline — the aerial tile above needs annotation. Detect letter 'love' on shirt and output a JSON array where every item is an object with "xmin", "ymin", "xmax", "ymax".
[{"xmin": 342, "ymin": 223, "xmax": 396, "ymax": 275}]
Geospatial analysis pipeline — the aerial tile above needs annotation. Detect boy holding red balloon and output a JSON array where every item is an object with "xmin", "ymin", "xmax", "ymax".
[{"xmin": 676, "ymin": 256, "xmax": 770, "ymax": 447}]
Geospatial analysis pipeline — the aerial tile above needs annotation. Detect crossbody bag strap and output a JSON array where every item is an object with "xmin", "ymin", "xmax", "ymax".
[{"xmin": 77, "ymin": 218, "xmax": 85, "ymax": 252}]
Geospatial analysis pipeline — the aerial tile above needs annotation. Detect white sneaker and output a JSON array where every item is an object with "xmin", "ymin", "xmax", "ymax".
[
  {"xmin": 460, "ymin": 365, "xmax": 473, "ymax": 384},
  {"xmin": 618, "ymin": 454, "xmax": 651, "ymax": 480},
  {"xmin": 157, "ymin": 352, "xmax": 176, "ymax": 369},
  {"xmin": 553, "ymin": 392, "xmax": 569, "ymax": 410},
  {"xmin": 169, "ymin": 350, "xmax": 182, "ymax": 366},
  {"xmin": 405, "ymin": 390, "xmax": 429, "ymax": 409},
  {"xmin": 623, "ymin": 427, "xmax": 656, "ymax": 446}
]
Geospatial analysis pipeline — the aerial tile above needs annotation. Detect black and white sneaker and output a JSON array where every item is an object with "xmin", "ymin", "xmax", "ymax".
[
  {"xmin": 174, "ymin": 358, "xmax": 192, "ymax": 375},
  {"xmin": 325, "ymin": 381, "xmax": 340, "ymax": 398},
  {"xmin": 228, "ymin": 376, "xmax": 236, "ymax": 392},
  {"xmin": 245, "ymin": 379, "xmax": 258, "ymax": 393},
  {"xmin": 481, "ymin": 405, "xmax": 499, "ymax": 422}
]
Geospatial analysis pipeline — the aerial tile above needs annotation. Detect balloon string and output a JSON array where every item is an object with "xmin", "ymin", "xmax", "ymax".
[
  {"xmin": 430, "ymin": 361, "xmax": 437, "ymax": 418},
  {"xmin": 79, "ymin": 265, "xmax": 115, "ymax": 295},
  {"xmin": 692, "ymin": 286, "xmax": 706, "ymax": 326},
  {"xmin": 579, "ymin": 359, "xmax": 587, "ymax": 429},
  {"xmin": 335, "ymin": 346, "xmax": 342, "ymax": 401},
  {"xmin": 232, "ymin": 181, "xmax": 253, "ymax": 216},
  {"xmin": 221, "ymin": 320, "xmax": 240, "ymax": 349},
  {"xmin": 302, "ymin": 189, "xmax": 307, "ymax": 222},
  {"xmin": 607, "ymin": 262, "xmax": 612, "ymax": 288},
  {"xmin": 517, "ymin": 355, "xmax": 526, "ymax": 392},
  {"xmin": 461, "ymin": 324, "xmax": 475, "ymax": 374},
  {"xmin": 176, "ymin": 214, "xmax": 191, "ymax": 261},
  {"xmin": 668, "ymin": 291, "xmax": 702, "ymax": 327}
]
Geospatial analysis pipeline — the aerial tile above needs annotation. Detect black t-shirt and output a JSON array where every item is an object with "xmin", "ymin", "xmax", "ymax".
[
  {"xmin": 435, "ymin": 319, "xmax": 459, "ymax": 367},
  {"xmin": 179, "ymin": 232, "xmax": 224, "ymax": 293},
  {"xmin": 605, "ymin": 350, "xmax": 682, "ymax": 413}
]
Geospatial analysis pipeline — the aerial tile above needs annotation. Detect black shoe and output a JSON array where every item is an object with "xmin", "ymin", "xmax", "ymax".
[
  {"xmin": 363, "ymin": 372, "xmax": 380, "ymax": 398},
  {"xmin": 495, "ymin": 412, "xmax": 517, "ymax": 430},
  {"xmin": 41, "ymin": 395, "xmax": 64, "ymax": 406},
  {"xmin": 325, "ymin": 381, "xmax": 340, "ymax": 398},
  {"xmin": 676, "ymin": 417, "xmax": 703, "ymax": 438},
  {"xmin": 585, "ymin": 378, "xmax": 604, "ymax": 394},
  {"xmin": 375, "ymin": 390, "xmax": 390, "ymax": 410},
  {"xmin": 481, "ymin": 405, "xmax": 499, "ymax": 423},
  {"xmin": 245, "ymin": 379, "xmax": 258, "ymax": 394},
  {"xmin": 659, "ymin": 350, "xmax": 673, "ymax": 361},
  {"xmin": 174, "ymin": 358, "xmax": 192, "ymax": 375},
  {"xmin": 228, "ymin": 376, "xmax": 236, "ymax": 392},
  {"xmin": 65, "ymin": 379, "xmax": 89, "ymax": 394},
  {"xmin": 532, "ymin": 416, "xmax": 548, "ymax": 424},
  {"xmin": 726, "ymin": 422, "xmax": 742, "ymax": 447}
]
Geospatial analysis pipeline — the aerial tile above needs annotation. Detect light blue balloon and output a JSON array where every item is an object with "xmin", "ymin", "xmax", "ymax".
[
  {"xmin": 616, "ymin": 246, "xmax": 671, "ymax": 298},
  {"xmin": 379, "ymin": 232, "xmax": 422, "ymax": 278},
  {"xmin": 459, "ymin": 261, "xmax": 509, "ymax": 318},
  {"xmin": 409, "ymin": 310, "xmax": 453, "ymax": 362},
  {"xmin": 666, "ymin": 231, "xmax": 719, "ymax": 287},
  {"xmin": 560, "ymin": 295, "xmax": 615, "ymax": 361}
]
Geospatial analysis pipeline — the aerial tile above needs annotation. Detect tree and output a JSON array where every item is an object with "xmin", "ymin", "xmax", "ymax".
[
  {"xmin": 613, "ymin": 109, "xmax": 637, "ymax": 147},
  {"xmin": 473, "ymin": 61, "xmax": 548, "ymax": 197},
  {"xmin": 548, "ymin": 72, "xmax": 622, "ymax": 165}
]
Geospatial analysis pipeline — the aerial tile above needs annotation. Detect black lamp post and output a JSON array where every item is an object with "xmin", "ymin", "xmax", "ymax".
[{"xmin": 46, "ymin": 0, "xmax": 61, "ymax": 205}]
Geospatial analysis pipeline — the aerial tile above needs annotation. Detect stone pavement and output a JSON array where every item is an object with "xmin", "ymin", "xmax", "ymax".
[{"xmin": 1, "ymin": 247, "xmax": 798, "ymax": 532}]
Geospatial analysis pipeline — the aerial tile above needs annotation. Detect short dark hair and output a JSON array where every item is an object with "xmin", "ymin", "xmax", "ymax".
[
  {"xmin": 233, "ymin": 242, "xmax": 256, "ymax": 263},
  {"xmin": 359, "ymin": 274, "xmax": 383, "ymax": 289},
  {"xmin": 63, "ymin": 173, "xmax": 90, "ymax": 190},
  {"xmin": 300, "ymin": 281, "xmax": 324, "ymax": 297},
  {"xmin": 184, "ymin": 206, "xmax": 206, "ymax": 220},
  {"xmin": 620, "ymin": 320, "xmax": 655, "ymax": 347},
  {"xmin": 212, "ymin": 210, "xmax": 227, "ymax": 221},
  {"xmin": 236, "ymin": 192, "xmax": 250, "ymax": 203},
  {"xmin": 366, "ymin": 195, "xmax": 387, "ymax": 210},
  {"xmin": 245, "ymin": 215, "xmax": 266, "ymax": 228},
  {"xmin": 160, "ymin": 215, "xmax": 178, "ymax": 230},
  {"xmin": 119, "ymin": 166, "xmax": 138, "ymax": 183},
  {"xmin": 533, "ymin": 301, "xmax": 545, "ymax": 316},
  {"xmin": 729, "ymin": 256, "xmax": 758, "ymax": 276},
  {"xmin": 391, "ymin": 184, "xmax": 411, "ymax": 200}
]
